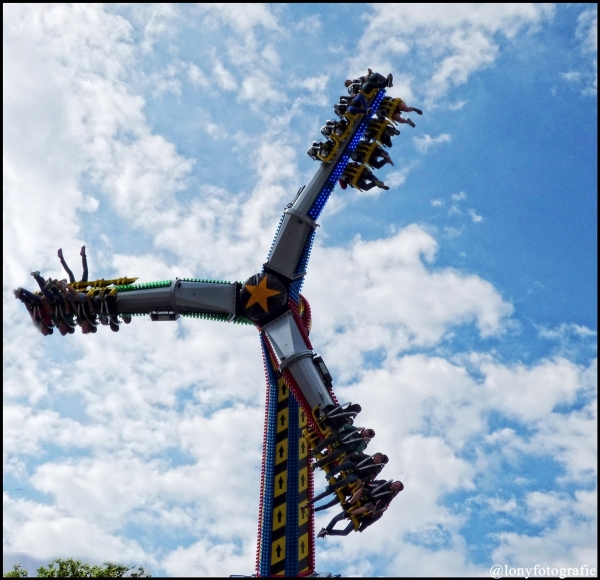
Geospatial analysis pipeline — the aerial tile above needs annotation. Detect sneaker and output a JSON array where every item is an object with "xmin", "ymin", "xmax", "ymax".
[
  {"xmin": 387, "ymin": 73, "xmax": 393, "ymax": 87},
  {"xmin": 318, "ymin": 528, "xmax": 328, "ymax": 539},
  {"xmin": 414, "ymin": 108, "xmax": 423, "ymax": 115},
  {"xmin": 382, "ymin": 185, "xmax": 390, "ymax": 190},
  {"xmin": 406, "ymin": 118, "xmax": 416, "ymax": 128},
  {"xmin": 386, "ymin": 156, "xmax": 395, "ymax": 166}
]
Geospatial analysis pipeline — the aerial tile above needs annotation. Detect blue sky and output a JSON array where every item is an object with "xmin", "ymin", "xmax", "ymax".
[{"xmin": 3, "ymin": 4, "xmax": 597, "ymax": 577}]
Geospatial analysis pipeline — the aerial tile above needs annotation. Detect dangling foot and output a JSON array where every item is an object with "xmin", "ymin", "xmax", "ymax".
[
  {"xmin": 414, "ymin": 108, "xmax": 423, "ymax": 115},
  {"xmin": 317, "ymin": 528, "xmax": 328, "ymax": 539},
  {"xmin": 406, "ymin": 118, "xmax": 416, "ymax": 128},
  {"xmin": 387, "ymin": 73, "xmax": 393, "ymax": 87},
  {"xmin": 58, "ymin": 248, "xmax": 64, "ymax": 260}
]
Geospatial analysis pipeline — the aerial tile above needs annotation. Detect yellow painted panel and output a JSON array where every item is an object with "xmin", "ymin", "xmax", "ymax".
[
  {"xmin": 298, "ymin": 533, "xmax": 310, "ymax": 562},
  {"xmin": 271, "ymin": 538, "xmax": 286, "ymax": 565},
  {"xmin": 299, "ymin": 434, "xmax": 308, "ymax": 459},
  {"xmin": 298, "ymin": 466, "xmax": 308, "ymax": 493},
  {"xmin": 272, "ymin": 504, "xmax": 287, "ymax": 530},
  {"xmin": 277, "ymin": 378, "xmax": 288, "ymax": 401},
  {"xmin": 273, "ymin": 470, "xmax": 288, "ymax": 497},
  {"xmin": 299, "ymin": 407, "xmax": 307, "ymax": 427},
  {"xmin": 277, "ymin": 408, "xmax": 289, "ymax": 433},
  {"xmin": 299, "ymin": 502, "xmax": 309, "ymax": 525},
  {"xmin": 275, "ymin": 439, "xmax": 288, "ymax": 464}
]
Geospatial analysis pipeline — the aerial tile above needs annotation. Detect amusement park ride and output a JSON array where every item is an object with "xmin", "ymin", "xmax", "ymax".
[{"xmin": 15, "ymin": 71, "xmax": 414, "ymax": 577}]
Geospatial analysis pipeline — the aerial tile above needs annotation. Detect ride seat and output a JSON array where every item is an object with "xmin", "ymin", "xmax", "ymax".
[
  {"xmin": 341, "ymin": 164, "xmax": 370, "ymax": 191},
  {"xmin": 361, "ymin": 86, "xmax": 379, "ymax": 100},
  {"xmin": 316, "ymin": 140, "xmax": 339, "ymax": 163},
  {"xmin": 353, "ymin": 142, "xmax": 380, "ymax": 169},
  {"xmin": 329, "ymin": 119, "xmax": 355, "ymax": 146},
  {"xmin": 377, "ymin": 97, "xmax": 402, "ymax": 123}
]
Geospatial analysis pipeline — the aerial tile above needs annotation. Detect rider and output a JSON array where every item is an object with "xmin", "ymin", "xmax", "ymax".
[
  {"xmin": 311, "ymin": 425, "xmax": 375, "ymax": 470},
  {"xmin": 317, "ymin": 480, "xmax": 404, "ymax": 537}
]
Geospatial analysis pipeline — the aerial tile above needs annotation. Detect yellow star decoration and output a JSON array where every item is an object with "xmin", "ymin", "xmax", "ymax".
[{"xmin": 244, "ymin": 276, "xmax": 281, "ymax": 313}]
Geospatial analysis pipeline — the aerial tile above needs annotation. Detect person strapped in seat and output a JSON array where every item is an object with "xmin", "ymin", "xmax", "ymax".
[
  {"xmin": 317, "ymin": 479, "xmax": 404, "ymax": 538},
  {"xmin": 305, "ymin": 451, "xmax": 389, "ymax": 513},
  {"xmin": 310, "ymin": 422, "xmax": 375, "ymax": 471},
  {"xmin": 363, "ymin": 118, "xmax": 400, "ymax": 148},
  {"xmin": 321, "ymin": 118, "xmax": 353, "ymax": 147},
  {"xmin": 344, "ymin": 68, "xmax": 393, "ymax": 97},
  {"xmin": 339, "ymin": 162, "xmax": 389, "ymax": 192},
  {"xmin": 316, "ymin": 402, "xmax": 362, "ymax": 430},
  {"xmin": 351, "ymin": 141, "xmax": 394, "ymax": 169},
  {"xmin": 377, "ymin": 96, "xmax": 423, "ymax": 128},
  {"xmin": 306, "ymin": 139, "xmax": 338, "ymax": 163}
]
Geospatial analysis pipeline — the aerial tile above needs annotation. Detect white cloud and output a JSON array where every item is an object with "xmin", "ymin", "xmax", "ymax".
[
  {"xmin": 561, "ymin": 8, "xmax": 597, "ymax": 96},
  {"xmin": 444, "ymin": 226, "xmax": 464, "ymax": 238},
  {"xmin": 238, "ymin": 71, "xmax": 286, "ymax": 105},
  {"xmin": 295, "ymin": 14, "xmax": 322, "ymax": 34},
  {"xmin": 139, "ymin": 3, "xmax": 178, "ymax": 53},
  {"xmin": 350, "ymin": 3, "xmax": 555, "ymax": 104},
  {"xmin": 213, "ymin": 59, "xmax": 238, "ymax": 91},
  {"xmin": 143, "ymin": 64, "xmax": 183, "ymax": 97},
  {"xmin": 290, "ymin": 74, "xmax": 329, "ymax": 93},
  {"xmin": 431, "ymin": 199, "xmax": 444, "ymax": 207},
  {"xmin": 414, "ymin": 133, "xmax": 452, "ymax": 154},
  {"xmin": 304, "ymin": 225, "xmax": 514, "ymax": 382},
  {"xmin": 577, "ymin": 8, "xmax": 598, "ymax": 56},
  {"xmin": 491, "ymin": 492, "xmax": 597, "ymax": 570},
  {"xmin": 468, "ymin": 209, "xmax": 483, "ymax": 222},
  {"xmin": 451, "ymin": 191, "xmax": 466, "ymax": 201},
  {"xmin": 539, "ymin": 323, "xmax": 597, "ymax": 341},
  {"xmin": 195, "ymin": 3, "xmax": 279, "ymax": 35},
  {"xmin": 186, "ymin": 62, "xmax": 208, "ymax": 88},
  {"xmin": 385, "ymin": 163, "xmax": 415, "ymax": 189}
]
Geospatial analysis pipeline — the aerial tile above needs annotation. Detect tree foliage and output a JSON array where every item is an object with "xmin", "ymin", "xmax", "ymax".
[{"xmin": 4, "ymin": 559, "xmax": 150, "ymax": 578}]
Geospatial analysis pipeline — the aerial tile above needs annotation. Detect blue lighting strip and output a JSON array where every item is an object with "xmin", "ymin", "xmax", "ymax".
[
  {"xmin": 259, "ymin": 336, "xmax": 279, "ymax": 577},
  {"xmin": 265, "ymin": 213, "xmax": 286, "ymax": 266},
  {"xmin": 288, "ymin": 278, "xmax": 302, "ymax": 305},
  {"xmin": 285, "ymin": 395, "xmax": 300, "ymax": 576},
  {"xmin": 307, "ymin": 89, "xmax": 386, "ymax": 221}
]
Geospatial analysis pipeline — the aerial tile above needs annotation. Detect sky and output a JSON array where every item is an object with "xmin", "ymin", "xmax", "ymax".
[{"xmin": 3, "ymin": 3, "xmax": 597, "ymax": 577}]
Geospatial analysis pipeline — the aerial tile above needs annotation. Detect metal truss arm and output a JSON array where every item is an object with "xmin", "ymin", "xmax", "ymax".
[
  {"xmin": 116, "ymin": 279, "xmax": 239, "ymax": 318},
  {"xmin": 261, "ymin": 310, "xmax": 335, "ymax": 412}
]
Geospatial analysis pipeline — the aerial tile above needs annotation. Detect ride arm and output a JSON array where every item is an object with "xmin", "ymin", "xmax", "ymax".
[
  {"xmin": 115, "ymin": 279, "xmax": 241, "ymax": 321},
  {"xmin": 265, "ymin": 89, "xmax": 387, "ymax": 281},
  {"xmin": 261, "ymin": 310, "xmax": 335, "ymax": 412}
]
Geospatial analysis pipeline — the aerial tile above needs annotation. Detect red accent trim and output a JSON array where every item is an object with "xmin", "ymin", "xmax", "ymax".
[
  {"xmin": 307, "ymin": 437, "xmax": 316, "ymax": 574},
  {"xmin": 255, "ymin": 341, "xmax": 271, "ymax": 576},
  {"xmin": 299, "ymin": 294, "xmax": 312, "ymax": 335},
  {"xmin": 288, "ymin": 298, "xmax": 313, "ymax": 351}
]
